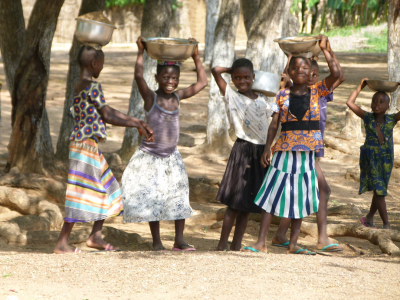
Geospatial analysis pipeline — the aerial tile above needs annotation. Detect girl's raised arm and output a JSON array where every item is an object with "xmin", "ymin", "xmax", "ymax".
[
  {"xmin": 327, "ymin": 40, "xmax": 345, "ymax": 91},
  {"xmin": 318, "ymin": 35, "xmax": 340, "ymax": 90},
  {"xmin": 346, "ymin": 78, "xmax": 368, "ymax": 120},
  {"xmin": 176, "ymin": 40, "xmax": 208, "ymax": 100},
  {"xmin": 134, "ymin": 36, "xmax": 155, "ymax": 112},
  {"xmin": 211, "ymin": 66, "xmax": 231, "ymax": 96}
]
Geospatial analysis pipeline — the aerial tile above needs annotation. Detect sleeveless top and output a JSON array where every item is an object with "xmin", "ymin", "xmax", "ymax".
[{"xmin": 140, "ymin": 93, "xmax": 180, "ymax": 158}]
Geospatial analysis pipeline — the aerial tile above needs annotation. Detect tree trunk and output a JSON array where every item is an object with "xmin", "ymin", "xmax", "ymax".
[
  {"xmin": 204, "ymin": 0, "xmax": 240, "ymax": 154},
  {"xmin": 388, "ymin": 0, "xmax": 400, "ymax": 112},
  {"xmin": 245, "ymin": 0, "xmax": 292, "ymax": 73},
  {"xmin": 55, "ymin": 0, "xmax": 107, "ymax": 162},
  {"xmin": 170, "ymin": 0, "xmax": 192, "ymax": 39},
  {"xmin": 241, "ymin": 0, "xmax": 260, "ymax": 36},
  {"xmin": 7, "ymin": 0, "xmax": 65, "ymax": 175},
  {"xmin": 204, "ymin": 0, "xmax": 221, "ymax": 65},
  {"xmin": 337, "ymin": 108, "xmax": 364, "ymax": 141},
  {"xmin": 118, "ymin": 0, "xmax": 173, "ymax": 162},
  {"xmin": 314, "ymin": 0, "xmax": 327, "ymax": 33},
  {"xmin": 0, "ymin": 0, "xmax": 25, "ymax": 96}
]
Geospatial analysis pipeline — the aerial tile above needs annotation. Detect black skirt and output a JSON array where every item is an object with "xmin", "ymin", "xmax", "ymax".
[{"xmin": 216, "ymin": 138, "xmax": 267, "ymax": 213}]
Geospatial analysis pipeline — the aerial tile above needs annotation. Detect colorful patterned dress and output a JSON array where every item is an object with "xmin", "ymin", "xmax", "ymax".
[
  {"xmin": 359, "ymin": 112, "xmax": 396, "ymax": 196},
  {"xmin": 254, "ymin": 80, "xmax": 330, "ymax": 219},
  {"xmin": 65, "ymin": 81, "xmax": 123, "ymax": 223}
]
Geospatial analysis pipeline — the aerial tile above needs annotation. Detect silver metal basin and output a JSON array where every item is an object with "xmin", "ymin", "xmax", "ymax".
[
  {"xmin": 252, "ymin": 71, "xmax": 281, "ymax": 97},
  {"xmin": 311, "ymin": 44, "xmax": 322, "ymax": 57},
  {"xmin": 367, "ymin": 80, "xmax": 400, "ymax": 93},
  {"xmin": 274, "ymin": 36, "xmax": 320, "ymax": 56},
  {"xmin": 74, "ymin": 18, "xmax": 116, "ymax": 47},
  {"xmin": 143, "ymin": 37, "xmax": 198, "ymax": 62}
]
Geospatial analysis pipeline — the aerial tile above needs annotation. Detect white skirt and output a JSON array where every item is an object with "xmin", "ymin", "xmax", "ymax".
[
  {"xmin": 121, "ymin": 149, "xmax": 193, "ymax": 223},
  {"xmin": 254, "ymin": 151, "xmax": 319, "ymax": 219}
]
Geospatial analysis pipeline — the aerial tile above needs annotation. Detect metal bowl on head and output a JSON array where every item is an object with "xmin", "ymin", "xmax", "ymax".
[
  {"xmin": 143, "ymin": 37, "xmax": 198, "ymax": 62},
  {"xmin": 366, "ymin": 80, "xmax": 400, "ymax": 93},
  {"xmin": 74, "ymin": 18, "xmax": 116, "ymax": 47},
  {"xmin": 252, "ymin": 71, "xmax": 281, "ymax": 97},
  {"xmin": 274, "ymin": 36, "xmax": 320, "ymax": 57}
]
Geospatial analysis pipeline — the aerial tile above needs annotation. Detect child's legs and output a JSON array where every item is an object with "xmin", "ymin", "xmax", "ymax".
[
  {"xmin": 245, "ymin": 211, "xmax": 273, "ymax": 252},
  {"xmin": 366, "ymin": 195, "xmax": 378, "ymax": 223},
  {"xmin": 315, "ymin": 161, "xmax": 332, "ymax": 246},
  {"xmin": 149, "ymin": 221, "xmax": 163, "ymax": 249},
  {"xmin": 230, "ymin": 211, "xmax": 250, "ymax": 251},
  {"xmin": 217, "ymin": 207, "xmax": 238, "ymax": 250},
  {"xmin": 287, "ymin": 218, "xmax": 302, "ymax": 253},
  {"xmin": 372, "ymin": 191, "xmax": 390, "ymax": 228},
  {"xmin": 174, "ymin": 219, "xmax": 188, "ymax": 247},
  {"xmin": 86, "ymin": 219, "xmax": 115, "ymax": 249},
  {"xmin": 54, "ymin": 222, "xmax": 75, "ymax": 253},
  {"xmin": 272, "ymin": 218, "xmax": 291, "ymax": 244}
]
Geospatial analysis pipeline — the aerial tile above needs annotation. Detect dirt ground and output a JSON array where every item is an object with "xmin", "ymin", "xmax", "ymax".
[{"xmin": 0, "ymin": 44, "xmax": 400, "ymax": 300}]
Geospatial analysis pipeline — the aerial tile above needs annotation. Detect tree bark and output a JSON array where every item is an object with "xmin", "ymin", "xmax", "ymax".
[
  {"xmin": 388, "ymin": 0, "xmax": 400, "ymax": 112},
  {"xmin": 0, "ymin": 0, "xmax": 25, "ymax": 96},
  {"xmin": 56, "ymin": 0, "xmax": 107, "ymax": 161},
  {"xmin": 170, "ymin": 0, "xmax": 192, "ymax": 39},
  {"xmin": 337, "ymin": 108, "xmax": 364, "ymax": 141},
  {"xmin": 7, "ymin": 0, "xmax": 65, "ymax": 175},
  {"xmin": 204, "ymin": 0, "xmax": 240, "ymax": 154},
  {"xmin": 204, "ymin": 0, "xmax": 221, "ymax": 65},
  {"xmin": 241, "ymin": 0, "xmax": 260, "ymax": 36},
  {"xmin": 314, "ymin": 0, "xmax": 327, "ymax": 33},
  {"xmin": 118, "ymin": 0, "xmax": 173, "ymax": 162}
]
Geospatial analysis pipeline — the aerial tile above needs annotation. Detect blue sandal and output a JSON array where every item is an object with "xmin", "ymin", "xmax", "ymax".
[
  {"xmin": 243, "ymin": 246, "xmax": 261, "ymax": 252},
  {"xmin": 293, "ymin": 248, "xmax": 316, "ymax": 255}
]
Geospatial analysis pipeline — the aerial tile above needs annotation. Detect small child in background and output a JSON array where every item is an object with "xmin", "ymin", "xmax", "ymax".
[
  {"xmin": 54, "ymin": 46, "xmax": 153, "ymax": 254},
  {"xmin": 121, "ymin": 37, "xmax": 207, "ymax": 251},
  {"xmin": 347, "ymin": 78, "xmax": 400, "ymax": 229},
  {"xmin": 212, "ymin": 58, "xmax": 273, "ymax": 251}
]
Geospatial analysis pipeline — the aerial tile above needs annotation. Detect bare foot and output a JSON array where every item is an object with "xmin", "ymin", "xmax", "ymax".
[
  {"xmin": 54, "ymin": 243, "xmax": 80, "ymax": 254},
  {"xmin": 382, "ymin": 223, "xmax": 391, "ymax": 229},
  {"xmin": 86, "ymin": 236, "xmax": 118, "ymax": 250},
  {"xmin": 271, "ymin": 236, "xmax": 289, "ymax": 245},
  {"xmin": 216, "ymin": 245, "xmax": 229, "ymax": 251}
]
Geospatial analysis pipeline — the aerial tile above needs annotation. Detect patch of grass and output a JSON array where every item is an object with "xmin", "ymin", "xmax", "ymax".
[{"xmin": 363, "ymin": 29, "xmax": 387, "ymax": 53}]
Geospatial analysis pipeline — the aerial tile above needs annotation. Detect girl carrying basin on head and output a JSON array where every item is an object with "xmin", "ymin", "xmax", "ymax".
[
  {"xmin": 243, "ymin": 35, "xmax": 340, "ymax": 255},
  {"xmin": 121, "ymin": 36, "xmax": 207, "ymax": 251},
  {"xmin": 347, "ymin": 78, "xmax": 400, "ymax": 230}
]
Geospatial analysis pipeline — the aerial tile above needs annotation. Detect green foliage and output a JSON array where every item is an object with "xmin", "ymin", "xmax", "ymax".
[
  {"xmin": 363, "ymin": 28, "xmax": 387, "ymax": 53},
  {"xmin": 105, "ymin": 0, "xmax": 145, "ymax": 8}
]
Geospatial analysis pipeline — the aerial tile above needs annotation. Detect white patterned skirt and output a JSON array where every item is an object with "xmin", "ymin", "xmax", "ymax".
[
  {"xmin": 121, "ymin": 149, "xmax": 193, "ymax": 223},
  {"xmin": 254, "ymin": 151, "xmax": 319, "ymax": 219}
]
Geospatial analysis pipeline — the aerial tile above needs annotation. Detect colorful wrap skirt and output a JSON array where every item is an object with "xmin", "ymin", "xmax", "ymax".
[
  {"xmin": 254, "ymin": 151, "xmax": 319, "ymax": 219},
  {"xmin": 121, "ymin": 149, "xmax": 193, "ymax": 223},
  {"xmin": 64, "ymin": 138, "xmax": 123, "ymax": 222}
]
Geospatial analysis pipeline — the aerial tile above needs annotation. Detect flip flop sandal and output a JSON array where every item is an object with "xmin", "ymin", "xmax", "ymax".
[
  {"xmin": 293, "ymin": 248, "xmax": 316, "ymax": 255},
  {"xmin": 360, "ymin": 217, "xmax": 377, "ymax": 229},
  {"xmin": 242, "ymin": 246, "xmax": 261, "ymax": 253},
  {"xmin": 272, "ymin": 242, "xmax": 289, "ymax": 248},
  {"xmin": 172, "ymin": 244, "xmax": 196, "ymax": 251},
  {"xmin": 317, "ymin": 243, "xmax": 344, "ymax": 252},
  {"xmin": 153, "ymin": 246, "xmax": 168, "ymax": 252},
  {"xmin": 74, "ymin": 248, "xmax": 81, "ymax": 254}
]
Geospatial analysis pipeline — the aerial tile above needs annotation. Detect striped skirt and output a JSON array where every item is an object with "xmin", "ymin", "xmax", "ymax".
[
  {"xmin": 254, "ymin": 151, "xmax": 319, "ymax": 219},
  {"xmin": 64, "ymin": 138, "xmax": 123, "ymax": 223}
]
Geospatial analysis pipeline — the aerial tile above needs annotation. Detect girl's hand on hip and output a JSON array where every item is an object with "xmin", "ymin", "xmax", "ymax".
[{"xmin": 260, "ymin": 149, "xmax": 271, "ymax": 168}]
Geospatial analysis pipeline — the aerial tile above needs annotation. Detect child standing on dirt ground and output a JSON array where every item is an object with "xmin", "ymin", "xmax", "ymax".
[
  {"xmin": 347, "ymin": 78, "xmax": 400, "ymax": 229},
  {"xmin": 54, "ymin": 46, "xmax": 153, "ymax": 254},
  {"xmin": 243, "ymin": 35, "xmax": 340, "ymax": 255},
  {"xmin": 272, "ymin": 38, "xmax": 346, "ymax": 252},
  {"xmin": 121, "ymin": 36, "xmax": 207, "ymax": 251},
  {"xmin": 211, "ymin": 58, "xmax": 273, "ymax": 251}
]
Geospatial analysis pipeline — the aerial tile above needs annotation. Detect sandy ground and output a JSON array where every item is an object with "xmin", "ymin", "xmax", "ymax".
[{"xmin": 0, "ymin": 44, "xmax": 400, "ymax": 300}]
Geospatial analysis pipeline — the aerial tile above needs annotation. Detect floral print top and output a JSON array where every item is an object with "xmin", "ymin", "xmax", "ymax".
[
  {"xmin": 70, "ymin": 81, "xmax": 107, "ymax": 142},
  {"xmin": 271, "ymin": 79, "xmax": 330, "ymax": 152}
]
